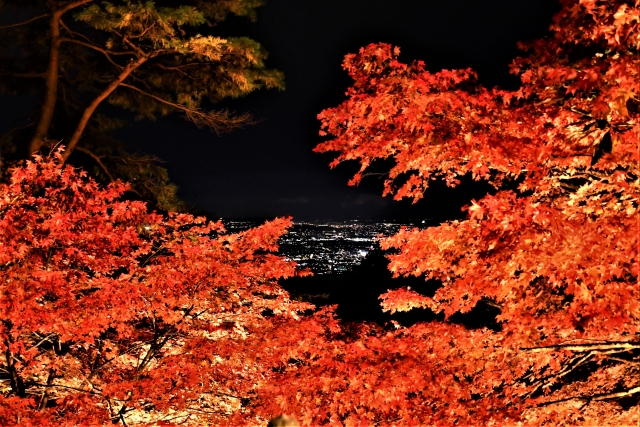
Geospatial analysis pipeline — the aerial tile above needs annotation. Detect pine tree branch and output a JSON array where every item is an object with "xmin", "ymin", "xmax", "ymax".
[
  {"xmin": 129, "ymin": 22, "xmax": 156, "ymax": 39},
  {"xmin": 62, "ymin": 55, "xmax": 149, "ymax": 160},
  {"xmin": 120, "ymin": 34, "xmax": 147, "ymax": 57},
  {"xmin": 118, "ymin": 83, "xmax": 252, "ymax": 133},
  {"xmin": 156, "ymin": 63, "xmax": 209, "ymax": 70}
]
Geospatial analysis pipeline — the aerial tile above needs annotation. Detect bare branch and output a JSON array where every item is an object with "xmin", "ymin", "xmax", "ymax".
[
  {"xmin": 121, "ymin": 35, "xmax": 147, "ymax": 57},
  {"xmin": 0, "ymin": 122, "xmax": 34, "ymax": 141},
  {"xmin": 480, "ymin": 297, "xmax": 502, "ymax": 309},
  {"xmin": 59, "ymin": 19, "xmax": 89, "ymax": 41},
  {"xmin": 60, "ymin": 37, "xmax": 131, "ymax": 69},
  {"xmin": 58, "ymin": 0, "xmax": 94, "ymax": 15},
  {"xmin": 591, "ymin": 386, "xmax": 640, "ymax": 401},
  {"xmin": 31, "ymin": 382, "xmax": 101, "ymax": 396},
  {"xmin": 60, "ymin": 37, "xmax": 132, "ymax": 56},
  {"xmin": 75, "ymin": 146, "xmax": 115, "ymax": 181},
  {"xmin": 539, "ymin": 386, "xmax": 640, "ymax": 407},
  {"xmin": 606, "ymin": 356, "xmax": 640, "ymax": 365},
  {"xmin": 521, "ymin": 341, "xmax": 640, "ymax": 353},
  {"xmin": 157, "ymin": 63, "xmax": 209, "ymax": 70},
  {"xmin": 526, "ymin": 351, "xmax": 595, "ymax": 399},
  {"xmin": 28, "ymin": 333, "xmax": 57, "ymax": 351},
  {"xmin": 0, "ymin": 14, "xmax": 48, "ymax": 29},
  {"xmin": 0, "ymin": 71, "xmax": 46, "ymax": 78},
  {"xmin": 129, "ymin": 22, "xmax": 156, "ymax": 39}
]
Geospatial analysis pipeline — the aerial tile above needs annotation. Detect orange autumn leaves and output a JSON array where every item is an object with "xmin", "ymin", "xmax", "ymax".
[
  {"xmin": 312, "ymin": 0, "xmax": 639, "ymax": 425},
  {"xmin": 0, "ymin": 150, "xmax": 314, "ymax": 426}
]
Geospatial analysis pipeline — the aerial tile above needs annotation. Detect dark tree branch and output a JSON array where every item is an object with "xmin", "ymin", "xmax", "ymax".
[
  {"xmin": 0, "ymin": 14, "xmax": 48, "ymax": 29},
  {"xmin": 60, "ymin": 37, "xmax": 130, "ymax": 69},
  {"xmin": 62, "ymin": 55, "xmax": 149, "ymax": 159},
  {"xmin": 60, "ymin": 37, "xmax": 133, "ymax": 56},
  {"xmin": 0, "ymin": 122, "xmax": 34, "ymax": 141},
  {"xmin": 606, "ymin": 356, "xmax": 640, "ymax": 365},
  {"xmin": 32, "ymin": 382, "xmax": 101, "ymax": 396},
  {"xmin": 525, "ymin": 351, "xmax": 594, "ymax": 399},
  {"xmin": 37, "ymin": 369, "xmax": 56, "ymax": 410},
  {"xmin": 0, "ymin": 71, "xmax": 46, "ymax": 78},
  {"xmin": 4, "ymin": 338, "xmax": 26, "ymax": 397},
  {"xmin": 58, "ymin": 0, "xmax": 94, "ymax": 15}
]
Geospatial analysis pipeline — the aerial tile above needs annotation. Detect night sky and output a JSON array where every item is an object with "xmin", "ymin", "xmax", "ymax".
[{"xmin": 2, "ymin": 1, "xmax": 561, "ymax": 221}]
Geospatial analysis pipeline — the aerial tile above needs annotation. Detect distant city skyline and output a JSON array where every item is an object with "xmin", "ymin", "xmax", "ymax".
[{"xmin": 225, "ymin": 219, "xmax": 427, "ymax": 275}]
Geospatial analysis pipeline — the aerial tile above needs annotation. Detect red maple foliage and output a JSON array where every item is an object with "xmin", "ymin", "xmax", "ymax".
[
  {"xmin": 0, "ymin": 150, "xmax": 323, "ymax": 426},
  {"xmin": 295, "ymin": 0, "xmax": 640, "ymax": 425}
]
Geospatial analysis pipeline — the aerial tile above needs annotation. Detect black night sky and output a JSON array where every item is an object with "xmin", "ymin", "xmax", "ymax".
[{"xmin": 1, "ymin": 0, "xmax": 561, "ymax": 221}]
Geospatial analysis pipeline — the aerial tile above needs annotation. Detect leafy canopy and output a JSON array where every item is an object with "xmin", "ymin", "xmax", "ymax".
[
  {"xmin": 301, "ymin": 0, "xmax": 640, "ymax": 425},
  {"xmin": 0, "ymin": 150, "xmax": 317, "ymax": 426}
]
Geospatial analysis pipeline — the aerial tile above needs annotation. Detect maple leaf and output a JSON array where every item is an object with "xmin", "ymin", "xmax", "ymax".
[{"xmin": 467, "ymin": 200, "xmax": 485, "ymax": 221}]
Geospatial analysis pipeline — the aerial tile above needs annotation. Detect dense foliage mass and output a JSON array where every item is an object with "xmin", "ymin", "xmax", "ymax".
[
  {"xmin": 307, "ymin": 0, "xmax": 639, "ymax": 425},
  {"xmin": 0, "ymin": 0, "xmax": 283, "ymax": 210},
  {"xmin": 0, "ymin": 150, "xmax": 321, "ymax": 426}
]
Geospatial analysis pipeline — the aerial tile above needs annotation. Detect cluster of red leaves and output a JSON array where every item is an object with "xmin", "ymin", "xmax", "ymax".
[
  {"xmin": 302, "ymin": 0, "xmax": 639, "ymax": 425},
  {"xmin": 0, "ymin": 150, "xmax": 319, "ymax": 426}
]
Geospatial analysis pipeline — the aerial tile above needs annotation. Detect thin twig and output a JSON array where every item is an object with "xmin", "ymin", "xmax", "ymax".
[
  {"xmin": 31, "ymin": 382, "xmax": 101, "ymax": 396},
  {"xmin": 60, "ymin": 37, "xmax": 129, "ymax": 69},
  {"xmin": 0, "ymin": 122, "xmax": 34, "ymax": 141},
  {"xmin": 521, "ymin": 341, "xmax": 640, "ymax": 353},
  {"xmin": 119, "ymin": 83, "xmax": 251, "ymax": 133},
  {"xmin": 539, "ymin": 386, "xmax": 640, "ymax": 407},
  {"xmin": 29, "ymin": 333, "xmax": 57, "ymax": 351},
  {"xmin": 0, "ymin": 14, "xmax": 48, "ymax": 29},
  {"xmin": 75, "ymin": 146, "xmax": 115, "ymax": 181},
  {"xmin": 0, "ymin": 71, "xmax": 46, "ymax": 78}
]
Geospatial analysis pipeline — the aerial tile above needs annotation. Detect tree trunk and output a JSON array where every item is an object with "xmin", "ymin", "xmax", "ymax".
[
  {"xmin": 28, "ymin": 0, "xmax": 94, "ymax": 155},
  {"xmin": 62, "ymin": 56, "xmax": 148, "ymax": 161},
  {"xmin": 28, "ymin": 10, "xmax": 63, "ymax": 154},
  {"xmin": 5, "ymin": 342, "xmax": 26, "ymax": 398}
]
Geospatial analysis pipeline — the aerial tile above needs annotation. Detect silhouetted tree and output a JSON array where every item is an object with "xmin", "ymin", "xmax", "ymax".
[{"xmin": 0, "ymin": 0, "xmax": 283, "ymax": 210}]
